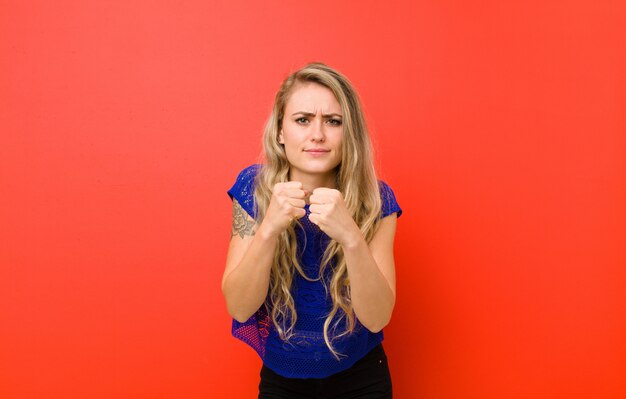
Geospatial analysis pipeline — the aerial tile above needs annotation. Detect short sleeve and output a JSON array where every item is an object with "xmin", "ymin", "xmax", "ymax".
[
  {"xmin": 227, "ymin": 164, "xmax": 261, "ymax": 219},
  {"xmin": 379, "ymin": 180, "xmax": 402, "ymax": 218}
]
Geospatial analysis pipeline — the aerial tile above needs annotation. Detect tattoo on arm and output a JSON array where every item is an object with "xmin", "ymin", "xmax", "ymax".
[{"xmin": 231, "ymin": 199, "xmax": 256, "ymax": 240}]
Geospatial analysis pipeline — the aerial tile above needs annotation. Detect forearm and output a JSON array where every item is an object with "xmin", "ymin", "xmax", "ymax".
[
  {"xmin": 222, "ymin": 225, "xmax": 278, "ymax": 322},
  {"xmin": 342, "ymin": 236, "xmax": 395, "ymax": 333}
]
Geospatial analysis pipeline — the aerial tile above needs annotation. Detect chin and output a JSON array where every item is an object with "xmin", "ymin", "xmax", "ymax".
[{"xmin": 291, "ymin": 161, "xmax": 341, "ymax": 175}]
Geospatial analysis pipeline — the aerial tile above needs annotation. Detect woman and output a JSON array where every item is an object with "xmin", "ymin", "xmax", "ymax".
[{"xmin": 222, "ymin": 63, "xmax": 402, "ymax": 398}]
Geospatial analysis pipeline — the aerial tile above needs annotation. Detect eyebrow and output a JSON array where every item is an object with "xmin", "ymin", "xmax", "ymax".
[{"xmin": 291, "ymin": 111, "xmax": 343, "ymax": 118}]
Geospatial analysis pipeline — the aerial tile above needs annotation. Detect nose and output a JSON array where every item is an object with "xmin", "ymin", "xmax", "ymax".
[{"xmin": 311, "ymin": 118, "xmax": 325, "ymax": 142}]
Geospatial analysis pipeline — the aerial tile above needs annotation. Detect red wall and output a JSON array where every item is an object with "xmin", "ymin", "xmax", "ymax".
[{"xmin": 1, "ymin": 1, "xmax": 625, "ymax": 398}]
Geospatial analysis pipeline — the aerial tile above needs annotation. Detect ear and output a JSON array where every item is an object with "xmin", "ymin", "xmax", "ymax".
[{"xmin": 278, "ymin": 130, "xmax": 284, "ymax": 144}]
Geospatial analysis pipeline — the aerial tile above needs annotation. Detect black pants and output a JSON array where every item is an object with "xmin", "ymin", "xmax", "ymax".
[{"xmin": 258, "ymin": 344, "xmax": 392, "ymax": 399}]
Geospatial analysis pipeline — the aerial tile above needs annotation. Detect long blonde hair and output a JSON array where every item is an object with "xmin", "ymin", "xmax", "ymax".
[{"xmin": 253, "ymin": 63, "xmax": 382, "ymax": 359}]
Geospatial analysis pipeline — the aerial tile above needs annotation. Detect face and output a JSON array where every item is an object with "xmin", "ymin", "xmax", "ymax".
[{"xmin": 279, "ymin": 82, "xmax": 343, "ymax": 183}]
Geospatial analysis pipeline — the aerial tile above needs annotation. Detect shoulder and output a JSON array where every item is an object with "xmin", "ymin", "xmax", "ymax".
[
  {"xmin": 378, "ymin": 180, "xmax": 402, "ymax": 218},
  {"xmin": 227, "ymin": 164, "xmax": 263, "ymax": 219},
  {"xmin": 230, "ymin": 164, "xmax": 262, "ymax": 193},
  {"xmin": 234, "ymin": 164, "xmax": 262, "ymax": 182}
]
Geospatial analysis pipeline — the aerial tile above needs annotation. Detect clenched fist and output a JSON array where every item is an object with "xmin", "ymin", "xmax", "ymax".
[
  {"xmin": 308, "ymin": 188, "xmax": 361, "ymax": 247},
  {"xmin": 260, "ymin": 181, "xmax": 308, "ymax": 238}
]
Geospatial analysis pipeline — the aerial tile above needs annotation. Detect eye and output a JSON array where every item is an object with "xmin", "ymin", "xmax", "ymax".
[
  {"xmin": 327, "ymin": 119, "xmax": 342, "ymax": 126},
  {"xmin": 295, "ymin": 117, "xmax": 309, "ymax": 124}
]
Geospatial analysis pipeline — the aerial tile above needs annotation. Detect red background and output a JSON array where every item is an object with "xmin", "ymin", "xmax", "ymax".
[{"xmin": 1, "ymin": 1, "xmax": 625, "ymax": 398}]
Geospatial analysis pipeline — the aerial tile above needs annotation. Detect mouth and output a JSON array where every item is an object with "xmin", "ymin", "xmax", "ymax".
[{"xmin": 304, "ymin": 148, "xmax": 331, "ymax": 157}]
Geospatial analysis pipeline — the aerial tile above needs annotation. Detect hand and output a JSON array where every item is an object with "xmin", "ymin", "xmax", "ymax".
[
  {"xmin": 308, "ymin": 188, "xmax": 361, "ymax": 246},
  {"xmin": 260, "ymin": 181, "xmax": 308, "ymax": 238}
]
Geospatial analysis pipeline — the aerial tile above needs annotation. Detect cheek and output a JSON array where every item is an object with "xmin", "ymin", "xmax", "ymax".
[
  {"xmin": 281, "ymin": 133, "xmax": 300, "ymax": 157},
  {"xmin": 284, "ymin": 135, "xmax": 300, "ymax": 149},
  {"xmin": 334, "ymin": 132, "xmax": 344, "ymax": 149}
]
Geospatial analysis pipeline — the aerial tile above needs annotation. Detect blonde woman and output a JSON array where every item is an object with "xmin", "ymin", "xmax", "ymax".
[{"xmin": 222, "ymin": 63, "xmax": 402, "ymax": 398}]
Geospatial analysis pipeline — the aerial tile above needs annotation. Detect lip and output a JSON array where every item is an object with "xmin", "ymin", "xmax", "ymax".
[{"xmin": 304, "ymin": 148, "xmax": 330, "ymax": 157}]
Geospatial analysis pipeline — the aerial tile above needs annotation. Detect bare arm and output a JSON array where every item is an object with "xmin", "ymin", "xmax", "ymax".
[
  {"xmin": 308, "ymin": 187, "xmax": 398, "ymax": 333},
  {"xmin": 222, "ymin": 183, "xmax": 307, "ymax": 322},
  {"xmin": 221, "ymin": 200, "xmax": 276, "ymax": 322},
  {"xmin": 342, "ymin": 214, "xmax": 398, "ymax": 333}
]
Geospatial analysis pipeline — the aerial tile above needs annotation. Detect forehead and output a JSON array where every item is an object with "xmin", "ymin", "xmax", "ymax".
[{"xmin": 284, "ymin": 82, "xmax": 342, "ymax": 113}]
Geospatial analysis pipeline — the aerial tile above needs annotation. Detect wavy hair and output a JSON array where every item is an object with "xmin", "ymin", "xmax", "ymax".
[{"xmin": 253, "ymin": 63, "xmax": 382, "ymax": 359}]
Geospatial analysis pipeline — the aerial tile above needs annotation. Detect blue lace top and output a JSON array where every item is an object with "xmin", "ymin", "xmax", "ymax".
[{"xmin": 227, "ymin": 164, "xmax": 402, "ymax": 378}]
